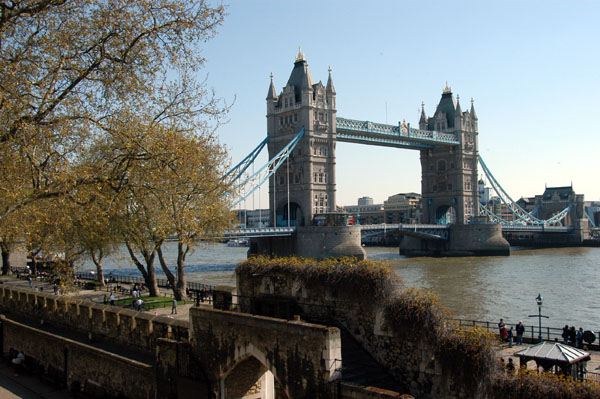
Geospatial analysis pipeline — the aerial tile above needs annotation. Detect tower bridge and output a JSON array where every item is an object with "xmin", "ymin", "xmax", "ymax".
[{"xmin": 228, "ymin": 49, "xmax": 592, "ymax": 257}]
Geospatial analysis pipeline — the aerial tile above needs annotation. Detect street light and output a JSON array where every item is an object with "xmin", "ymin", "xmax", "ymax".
[{"xmin": 529, "ymin": 292, "xmax": 549, "ymax": 343}]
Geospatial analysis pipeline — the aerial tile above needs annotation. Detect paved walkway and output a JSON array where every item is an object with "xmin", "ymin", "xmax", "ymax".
[{"xmin": 0, "ymin": 361, "xmax": 70, "ymax": 399}]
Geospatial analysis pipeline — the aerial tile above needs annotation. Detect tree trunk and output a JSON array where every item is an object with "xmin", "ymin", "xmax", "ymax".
[
  {"xmin": 157, "ymin": 246, "xmax": 182, "ymax": 301},
  {"xmin": 176, "ymin": 242, "xmax": 188, "ymax": 298},
  {"xmin": 144, "ymin": 252, "xmax": 160, "ymax": 297},
  {"xmin": 125, "ymin": 242, "xmax": 160, "ymax": 297},
  {"xmin": 1, "ymin": 246, "xmax": 11, "ymax": 275},
  {"xmin": 90, "ymin": 251, "xmax": 106, "ymax": 286}
]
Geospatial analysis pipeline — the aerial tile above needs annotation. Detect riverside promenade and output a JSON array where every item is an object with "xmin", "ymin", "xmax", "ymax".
[{"xmin": 1, "ymin": 276, "xmax": 600, "ymax": 397}]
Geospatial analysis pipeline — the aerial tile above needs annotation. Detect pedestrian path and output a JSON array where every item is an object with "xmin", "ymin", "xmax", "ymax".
[{"xmin": 0, "ymin": 361, "xmax": 70, "ymax": 399}]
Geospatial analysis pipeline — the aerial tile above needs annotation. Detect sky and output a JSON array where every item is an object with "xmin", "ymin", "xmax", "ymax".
[{"xmin": 199, "ymin": 0, "xmax": 600, "ymax": 208}]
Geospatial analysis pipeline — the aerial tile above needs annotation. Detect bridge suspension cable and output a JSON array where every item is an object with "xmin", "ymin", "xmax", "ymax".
[
  {"xmin": 229, "ymin": 128, "xmax": 305, "ymax": 208},
  {"xmin": 478, "ymin": 155, "xmax": 571, "ymax": 226},
  {"xmin": 223, "ymin": 137, "xmax": 268, "ymax": 184}
]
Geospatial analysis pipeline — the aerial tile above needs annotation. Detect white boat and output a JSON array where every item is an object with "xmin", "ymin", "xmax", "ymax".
[{"xmin": 227, "ymin": 238, "xmax": 248, "ymax": 247}]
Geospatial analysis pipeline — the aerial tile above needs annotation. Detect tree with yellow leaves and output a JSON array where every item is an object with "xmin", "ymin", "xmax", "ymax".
[
  {"xmin": 89, "ymin": 114, "xmax": 234, "ymax": 299},
  {"xmin": 0, "ymin": 1, "xmax": 232, "ymax": 279}
]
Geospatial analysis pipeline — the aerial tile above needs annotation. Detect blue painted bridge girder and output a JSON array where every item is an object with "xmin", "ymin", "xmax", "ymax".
[{"xmin": 335, "ymin": 117, "xmax": 460, "ymax": 149}]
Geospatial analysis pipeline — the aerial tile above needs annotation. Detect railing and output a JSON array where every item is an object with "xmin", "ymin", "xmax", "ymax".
[
  {"xmin": 407, "ymin": 127, "xmax": 459, "ymax": 144},
  {"xmin": 336, "ymin": 117, "xmax": 459, "ymax": 146},
  {"xmin": 225, "ymin": 226, "xmax": 296, "ymax": 237},
  {"xmin": 73, "ymin": 271, "xmax": 214, "ymax": 293},
  {"xmin": 451, "ymin": 318, "xmax": 600, "ymax": 349},
  {"xmin": 360, "ymin": 223, "xmax": 450, "ymax": 231}
]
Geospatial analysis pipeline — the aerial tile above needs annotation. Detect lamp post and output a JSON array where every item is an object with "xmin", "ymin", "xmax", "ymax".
[{"xmin": 528, "ymin": 293, "xmax": 549, "ymax": 343}]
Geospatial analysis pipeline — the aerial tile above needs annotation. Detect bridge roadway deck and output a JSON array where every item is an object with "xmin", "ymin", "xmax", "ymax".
[{"xmin": 225, "ymin": 223, "xmax": 571, "ymax": 238}]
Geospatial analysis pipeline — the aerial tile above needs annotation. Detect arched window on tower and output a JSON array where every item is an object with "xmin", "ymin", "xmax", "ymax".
[{"xmin": 437, "ymin": 160, "xmax": 446, "ymax": 172}]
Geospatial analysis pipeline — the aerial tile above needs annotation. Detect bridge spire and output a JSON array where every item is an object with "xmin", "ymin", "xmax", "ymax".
[
  {"xmin": 470, "ymin": 97, "xmax": 478, "ymax": 120},
  {"xmin": 326, "ymin": 66, "xmax": 336, "ymax": 94},
  {"xmin": 443, "ymin": 81, "xmax": 452, "ymax": 94},
  {"xmin": 419, "ymin": 101, "xmax": 428, "ymax": 128},
  {"xmin": 295, "ymin": 46, "xmax": 305, "ymax": 62},
  {"xmin": 266, "ymin": 72, "xmax": 277, "ymax": 100}
]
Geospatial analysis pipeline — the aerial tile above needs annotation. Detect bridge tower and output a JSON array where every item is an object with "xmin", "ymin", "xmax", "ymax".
[
  {"xmin": 419, "ymin": 84, "xmax": 479, "ymax": 225},
  {"xmin": 266, "ymin": 49, "xmax": 337, "ymax": 226}
]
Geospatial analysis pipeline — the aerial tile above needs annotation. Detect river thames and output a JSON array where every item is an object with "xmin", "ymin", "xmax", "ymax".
[{"xmin": 80, "ymin": 244, "xmax": 600, "ymax": 331}]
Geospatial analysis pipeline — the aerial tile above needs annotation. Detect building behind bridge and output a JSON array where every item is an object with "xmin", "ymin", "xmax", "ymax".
[{"xmin": 341, "ymin": 193, "xmax": 422, "ymax": 225}]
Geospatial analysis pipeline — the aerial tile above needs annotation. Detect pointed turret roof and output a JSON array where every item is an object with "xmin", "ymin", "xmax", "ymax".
[
  {"xmin": 326, "ymin": 66, "xmax": 336, "ymax": 94},
  {"xmin": 455, "ymin": 94, "xmax": 462, "ymax": 114},
  {"xmin": 430, "ymin": 83, "xmax": 457, "ymax": 129},
  {"xmin": 419, "ymin": 101, "xmax": 427, "ymax": 124},
  {"xmin": 266, "ymin": 72, "xmax": 277, "ymax": 100},
  {"xmin": 470, "ymin": 98, "xmax": 478, "ymax": 120},
  {"xmin": 286, "ymin": 47, "xmax": 314, "ymax": 101}
]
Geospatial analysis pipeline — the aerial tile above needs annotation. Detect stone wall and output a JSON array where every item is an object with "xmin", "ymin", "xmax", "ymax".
[
  {"xmin": 236, "ymin": 269, "xmax": 486, "ymax": 399},
  {"xmin": 189, "ymin": 306, "xmax": 341, "ymax": 399},
  {"xmin": 0, "ymin": 285, "xmax": 189, "ymax": 352},
  {"xmin": 2, "ymin": 315, "xmax": 156, "ymax": 399}
]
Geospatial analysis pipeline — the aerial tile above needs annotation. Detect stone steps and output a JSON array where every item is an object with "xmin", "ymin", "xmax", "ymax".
[{"xmin": 339, "ymin": 328, "xmax": 402, "ymax": 392}]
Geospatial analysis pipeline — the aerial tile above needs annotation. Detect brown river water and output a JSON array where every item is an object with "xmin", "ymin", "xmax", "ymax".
[{"xmin": 80, "ymin": 243, "xmax": 600, "ymax": 331}]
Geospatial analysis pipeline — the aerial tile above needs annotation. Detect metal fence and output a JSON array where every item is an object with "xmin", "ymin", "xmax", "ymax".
[
  {"xmin": 73, "ymin": 271, "xmax": 215, "ymax": 293},
  {"xmin": 450, "ymin": 318, "xmax": 600, "ymax": 349}
]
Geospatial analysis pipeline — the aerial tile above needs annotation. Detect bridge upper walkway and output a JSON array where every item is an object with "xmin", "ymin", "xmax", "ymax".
[{"xmin": 336, "ymin": 117, "xmax": 459, "ymax": 149}]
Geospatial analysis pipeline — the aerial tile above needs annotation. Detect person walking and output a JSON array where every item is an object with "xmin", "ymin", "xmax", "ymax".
[
  {"xmin": 516, "ymin": 320, "xmax": 525, "ymax": 345},
  {"xmin": 569, "ymin": 326, "xmax": 576, "ymax": 346},
  {"xmin": 562, "ymin": 325, "xmax": 569, "ymax": 344},
  {"xmin": 576, "ymin": 327, "xmax": 584, "ymax": 349},
  {"xmin": 109, "ymin": 292, "xmax": 115, "ymax": 306},
  {"xmin": 498, "ymin": 319, "xmax": 507, "ymax": 341},
  {"xmin": 171, "ymin": 298, "xmax": 177, "ymax": 315}
]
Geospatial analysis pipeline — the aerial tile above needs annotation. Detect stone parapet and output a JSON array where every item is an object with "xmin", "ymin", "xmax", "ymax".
[{"xmin": 0, "ymin": 285, "xmax": 190, "ymax": 352}]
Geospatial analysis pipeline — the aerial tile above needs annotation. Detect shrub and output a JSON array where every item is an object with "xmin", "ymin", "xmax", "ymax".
[
  {"xmin": 437, "ymin": 327, "xmax": 497, "ymax": 382},
  {"xmin": 492, "ymin": 369, "xmax": 600, "ymax": 399},
  {"xmin": 237, "ymin": 256, "xmax": 401, "ymax": 301},
  {"xmin": 384, "ymin": 288, "xmax": 448, "ymax": 339}
]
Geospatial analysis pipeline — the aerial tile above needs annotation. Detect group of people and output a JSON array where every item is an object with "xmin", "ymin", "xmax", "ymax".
[
  {"xmin": 562, "ymin": 325, "xmax": 585, "ymax": 349},
  {"xmin": 498, "ymin": 319, "xmax": 526, "ymax": 347},
  {"xmin": 131, "ymin": 286, "xmax": 144, "ymax": 311},
  {"xmin": 499, "ymin": 319, "xmax": 588, "ymax": 349}
]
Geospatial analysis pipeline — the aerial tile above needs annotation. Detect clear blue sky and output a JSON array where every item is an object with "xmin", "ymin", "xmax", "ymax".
[{"xmin": 201, "ymin": 0, "xmax": 600, "ymax": 208}]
